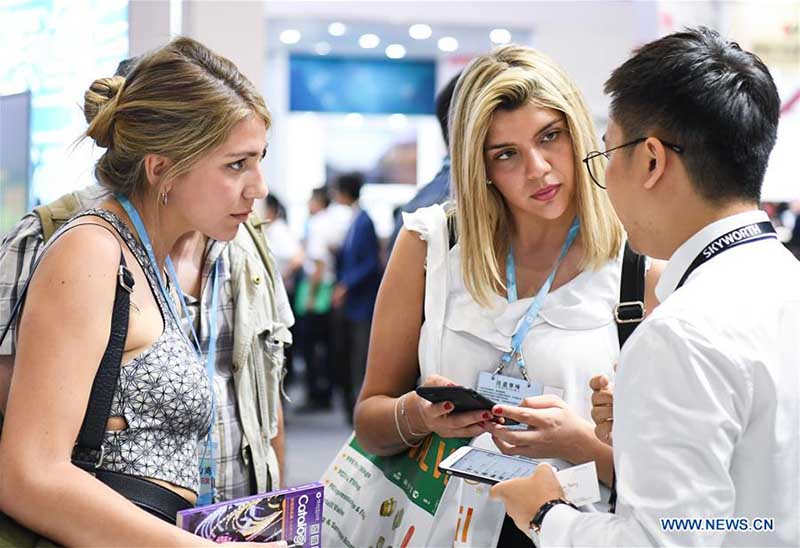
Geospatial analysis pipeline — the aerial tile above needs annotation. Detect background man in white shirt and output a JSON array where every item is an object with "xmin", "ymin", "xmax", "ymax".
[{"xmin": 491, "ymin": 26, "xmax": 800, "ymax": 546}]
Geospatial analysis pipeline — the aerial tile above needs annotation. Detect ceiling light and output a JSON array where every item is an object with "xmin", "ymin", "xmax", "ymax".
[
  {"xmin": 315, "ymin": 41, "xmax": 332, "ymax": 55},
  {"xmin": 328, "ymin": 22, "xmax": 346, "ymax": 36},
  {"xmin": 490, "ymin": 28, "xmax": 512, "ymax": 45},
  {"xmin": 437, "ymin": 36, "xmax": 458, "ymax": 52},
  {"xmin": 359, "ymin": 33, "xmax": 380, "ymax": 49},
  {"xmin": 408, "ymin": 24, "xmax": 432, "ymax": 40},
  {"xmin": 385, "ymin": 44, "xmax": 406, "ymax": 59},
  {"xmin": 388, "ymin": 113, "xmax": 408, "ymax": 129},
  {"xmin": 279, "ymin": 29, "xmax": 301, "ymax": 45}
]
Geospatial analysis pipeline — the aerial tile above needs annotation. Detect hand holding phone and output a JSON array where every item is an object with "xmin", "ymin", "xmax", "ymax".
[
  {"xmin": 406, "ymin": 379, "xmax": 493, "ymax": 440},
  {"xmin": 415, "ymin": 386, "xmax": 496, "ymax": 412},
  {"xmin": 440, "ymin": 447, "xmax": 601, "ymax": 506},
  {"xmin": 437, "ymin": 446, "xmax": 545, "ymax": 485},
  {"xmin": 415, "ymin": 385, "xmax": 520, "ymax": 425}
]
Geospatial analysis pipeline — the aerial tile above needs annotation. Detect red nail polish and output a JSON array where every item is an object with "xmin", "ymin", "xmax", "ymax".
[
  {"xmin": 493, "ymin": 407, "xmax": 503, "ymax": 415},
  {"xmin": 482, "ymin": 412, "xmax": 491, "ymax": 420},
  {"xmin": 444, "ymin": 402, "xmax": 453, "ymax": 411}
]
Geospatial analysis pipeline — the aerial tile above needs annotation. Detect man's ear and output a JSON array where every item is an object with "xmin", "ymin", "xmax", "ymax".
[
  {"xmin": 142, "ymin": 154, "xmax": 173, "ymax": 192},
  {"xmin": 641, "ymin": 137, "xmax": 668, "ymax": 191}
]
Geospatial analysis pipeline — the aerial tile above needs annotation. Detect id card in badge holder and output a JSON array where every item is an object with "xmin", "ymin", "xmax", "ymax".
[
  {"xmin": 476, "ymin": 372, "xmax": 565, "ymax": 430},
  {"xmin": 476, "ymin": 371, "xmax": 543, "ymax": 406},
  {"xmin": 197, "ymin": 436, "xmax": 218, "ymax": 506}
]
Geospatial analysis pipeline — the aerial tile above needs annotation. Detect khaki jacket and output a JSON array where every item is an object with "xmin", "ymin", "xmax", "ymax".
[{"xmin": 228, "ymin": 222, "xmax": 294, "ymax": 492}]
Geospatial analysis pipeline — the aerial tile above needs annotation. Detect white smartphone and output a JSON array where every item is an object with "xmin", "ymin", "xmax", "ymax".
[{"xmin": 437, "ymin": 446, "xmax": 549, "ymax": 485}]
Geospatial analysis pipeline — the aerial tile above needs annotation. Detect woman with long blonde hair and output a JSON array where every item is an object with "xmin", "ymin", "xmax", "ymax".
[{"xmin": 355, "ymin": 45, "xmax": 661, "ymax": 547}]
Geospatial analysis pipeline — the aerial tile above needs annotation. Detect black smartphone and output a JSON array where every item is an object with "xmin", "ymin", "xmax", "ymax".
[{"xmin": 415, "ymin": 386, "xmax": 496, "ymax": 412}]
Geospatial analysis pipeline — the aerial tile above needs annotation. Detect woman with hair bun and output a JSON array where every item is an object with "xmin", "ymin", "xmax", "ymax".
[
  {"xmin": 0, "ymin": 37, "xmax": 285, "ymax": 546},
  {"xmin": 354, "ymin": 45, "xmax": 662, "ymax": 547}
]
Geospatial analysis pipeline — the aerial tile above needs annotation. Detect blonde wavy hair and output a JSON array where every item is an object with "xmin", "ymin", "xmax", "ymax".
[
  {"xmin": 82, "ymin": 37, "xmax": 271, "ymax": 199},
  {"xmin": 449, "ymin": 44, "xmax": 623, "ymax": 307}
]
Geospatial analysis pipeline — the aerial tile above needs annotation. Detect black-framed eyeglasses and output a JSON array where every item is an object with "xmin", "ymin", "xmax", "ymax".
[{"xmin": 582, "ymin": 137, "xmax": 684, "ymax": 189}]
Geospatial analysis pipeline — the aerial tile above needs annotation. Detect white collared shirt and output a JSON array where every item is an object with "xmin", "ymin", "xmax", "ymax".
[{"xmin": 541, "ymin": 210, "xmax": 800, "ymax": 546}]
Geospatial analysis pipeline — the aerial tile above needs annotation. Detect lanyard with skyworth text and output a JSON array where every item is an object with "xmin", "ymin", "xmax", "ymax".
[
  {"xmin": 497, "ymin": 217, "xmax": 580, "ymax": 381},
  {"xmin": 675, "ymin": 221, "xmax": 776, "ymax": 290}
]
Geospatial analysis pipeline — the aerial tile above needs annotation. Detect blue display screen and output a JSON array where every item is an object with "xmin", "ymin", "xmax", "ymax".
[{"xmin": 290, "ymin": 54, "xmax": 436, "ymax": 115}]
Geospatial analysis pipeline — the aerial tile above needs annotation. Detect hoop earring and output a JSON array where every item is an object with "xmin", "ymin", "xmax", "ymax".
[{"xmin": 161, "ymin": 190, "xmax": 169, "ymax": 207}]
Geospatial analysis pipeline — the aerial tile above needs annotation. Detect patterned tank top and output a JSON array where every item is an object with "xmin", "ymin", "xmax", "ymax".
[{"xmin": 74, "ymin": 209, "xmax": 213, "ymax": 493}]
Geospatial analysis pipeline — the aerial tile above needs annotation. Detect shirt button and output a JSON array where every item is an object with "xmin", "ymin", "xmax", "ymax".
[
  {"xmin": 232, "ymin": 361, "xmax": 240, "ymax": 372},
  {"xmin": 251, "ymin": 275, "xmax": 262, "ymax": 285}
]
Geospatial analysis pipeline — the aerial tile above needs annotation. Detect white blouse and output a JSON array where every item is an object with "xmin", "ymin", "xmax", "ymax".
[
  {"xmin": 404, "ymin": 205, "xmax": 622, "ymax": 546},
  {"xmin": 406, "ymin": 204, "xmax": 620, "ymax": 431}
]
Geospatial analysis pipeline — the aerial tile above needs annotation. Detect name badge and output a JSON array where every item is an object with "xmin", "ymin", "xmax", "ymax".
[
  {"xmin": 476, "ymin": 371, "xmax": 543, "ymax": 406},
  {"xmin": 197, "ymin": 435, "xmax": 218, "ymax": 506},
  {"xmin": 476, "ymin": 371, "xmax": 565, "ymax": 404},
  {"xmin": 476, "ymin": 372, "xmax": 565, "ymax": 430}
]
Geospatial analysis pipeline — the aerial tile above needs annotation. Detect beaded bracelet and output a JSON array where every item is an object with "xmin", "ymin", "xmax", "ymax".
[{"xmin": 394, "ymin": 395, "xmax": 423, "ymax": 447}]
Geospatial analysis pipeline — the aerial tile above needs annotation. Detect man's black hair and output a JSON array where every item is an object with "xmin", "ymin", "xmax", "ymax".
[
  {"xmin": 604, "ymin": 26, "xmax": 780, "ymax": 204},
  {"xmin": 311, "ymin": 186, "xmax": 331, "ymax": 208},
  {"xmin": 266, "ymin": 193, "xmax": 287, "ymax": 220},
  {"xmin": 436, "ymin": 72, "xmax": 461, "ymax": 146},
  {"xmin": 334, "ymin": 172, "xmax": 365, "ymax": 201}
]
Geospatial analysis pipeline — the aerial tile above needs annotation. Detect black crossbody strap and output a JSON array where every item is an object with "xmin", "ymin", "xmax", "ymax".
[
  {"xmin": 609, "ymin": 241, "xmax": 646, "ymax": 514},
  {"xmin": 0, "ymin": 221, "xmax": 134, "ymax": 471},
  {"xmin": 616, "ymin": 242, "xmax": 646, "ymax": 348}
]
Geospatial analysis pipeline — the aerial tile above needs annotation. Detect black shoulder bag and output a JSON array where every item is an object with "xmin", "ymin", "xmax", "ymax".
[{"xmin": 0, "ymin": 224, "xmax": 189, "ymax": 546}]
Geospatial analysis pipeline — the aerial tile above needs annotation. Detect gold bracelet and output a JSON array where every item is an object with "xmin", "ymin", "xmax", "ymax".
[
  {"xmin": 394, "ymin": 396, "xmax": 422, "ymax": 447},
  {"xmin": 400, "ymin": 393, "xmax": 428, "ymax": 437}
]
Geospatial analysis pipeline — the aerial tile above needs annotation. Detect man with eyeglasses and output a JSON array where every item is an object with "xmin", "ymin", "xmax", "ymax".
[{"xmin": 490, "ymin": 27, "xmax": 799, "ymax": 546}]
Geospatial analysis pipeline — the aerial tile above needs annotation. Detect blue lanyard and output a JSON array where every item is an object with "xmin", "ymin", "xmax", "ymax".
[
  {"xmin": 116, "ymin": 195, "xmax": 221, "ymax": 501},
  {"xmin": 166, "ymin": 254, "xmax": 220, "ymax": 426},
  {"xmin": 166, "ymin": 259, "xmax": 203, "ymax": 354},
  {"xmin": 196, "ymin": 260, "xmax": 220, "ymax": 506},
  {"xmin": 498, "ymin": 217, "xmax": 580, "ymax": 380},
  {"xmin": 116, "ymin": 195, "xmax": 198, "ymax": 352},
  {"xmin": 204, "ymin": 260, "xmax": 220, "ymax": 426}
]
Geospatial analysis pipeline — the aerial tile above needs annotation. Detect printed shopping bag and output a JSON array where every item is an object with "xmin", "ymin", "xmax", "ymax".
[{"xmin": 321, "ymin": 432, "xmax": 470, "ymax": 547}]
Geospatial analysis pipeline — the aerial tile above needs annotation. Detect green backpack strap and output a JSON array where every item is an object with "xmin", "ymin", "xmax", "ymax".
[{"xmin": 33, "ymin": 191, "xmax": 82, "ymax": 243}]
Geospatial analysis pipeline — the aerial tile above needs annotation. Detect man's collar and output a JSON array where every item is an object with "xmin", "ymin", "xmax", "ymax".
[{"xmin": 655, "ymin": 209, "xmax": 769, "ymax": 302}]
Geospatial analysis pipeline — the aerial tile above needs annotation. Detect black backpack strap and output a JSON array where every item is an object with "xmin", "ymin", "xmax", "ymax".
[
  {"xmin": 0, "ymin": 221, "xmax": 134, "ymax": 471},
  {"xmin": 446, "ymin": 214, "xmax": 458, "ymax": 250},
  {"xmin": 616, "ymin": 242, "xmax": 646, "ymax": 348},
  {"xmin": 609, "ymin": 241, "xmax": 646, "ymax": 513}
]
